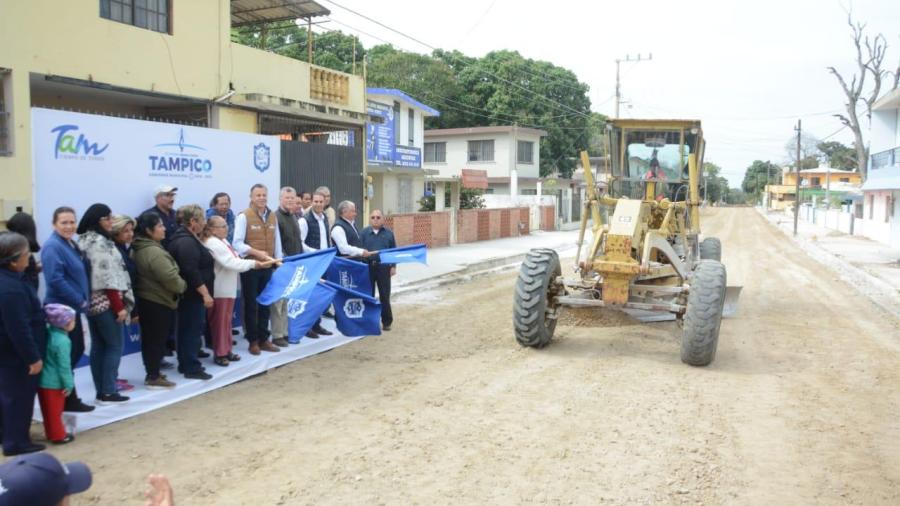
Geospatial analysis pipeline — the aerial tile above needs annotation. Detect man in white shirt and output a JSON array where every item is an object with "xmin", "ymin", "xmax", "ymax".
[
  {"xmin": 330, "ymin": 201, "xmax": 372, "ymax": 259},
  {"xmin": 297, "ymin": 191, "xmax": 334, "ymax": 338},
  {"xmin": 232, "ymin": 184, "xmax": 283, "ymax": 355}
]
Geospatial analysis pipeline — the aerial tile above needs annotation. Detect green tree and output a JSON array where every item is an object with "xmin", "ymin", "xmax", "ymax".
[
  {"xmin": 702, "ymin": 162, "xmax": 731, "ymax": 203},
  {"xmin": 817, "ymin": 140, "xmax": 858, "ymax": 170},
  {"xmin": 232, "ymin": 23, "xmax": 364, "ymax": 73},
  {"xmin": 741, "ymin": 160, "xmax": 781, "ymax": 196}
]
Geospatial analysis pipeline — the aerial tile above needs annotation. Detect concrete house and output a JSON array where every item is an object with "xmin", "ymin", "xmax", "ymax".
[
  {"xmin": 365, "ymin": 88, "xmax": 440, "ymax": 215},
  {"xmin": 859, "ymin": 87, "xmax": 900, "ymax": 247}
]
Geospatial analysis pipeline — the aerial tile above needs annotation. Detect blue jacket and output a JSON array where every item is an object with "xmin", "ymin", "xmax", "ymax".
[
  {"xmin": 0, "ymin": 268, "xmax": 46, "ymax": 368},
  {"xmin": 42, "ymin": 232, "xmax": 90, "ymax": 311},
  {"xmin": 360, "ymin": 226, "xmax": 397, "ymax": 268}
]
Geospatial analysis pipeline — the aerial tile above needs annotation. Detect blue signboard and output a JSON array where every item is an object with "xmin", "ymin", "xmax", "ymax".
[
  {"xmin": 394, "ymin": 145, "xmax": 421, "ymax": 168},
  {"xmin": 366, "ymin": 101, "xmax": 394, "ymax": 165}
]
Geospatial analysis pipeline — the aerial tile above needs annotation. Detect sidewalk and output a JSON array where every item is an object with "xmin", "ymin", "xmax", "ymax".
[
  {"xmin": 394, "ymin": 229, "xmax": 583, "ymax": 293},
  {"xmin": 759, "ymin": 208, "xmax": 900, "ymax": 319}
]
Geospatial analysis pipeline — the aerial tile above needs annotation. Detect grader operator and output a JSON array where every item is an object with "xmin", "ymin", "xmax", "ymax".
[{"xmin": 512, "ymin": 119, "xmax": 740, "ymax": 366}]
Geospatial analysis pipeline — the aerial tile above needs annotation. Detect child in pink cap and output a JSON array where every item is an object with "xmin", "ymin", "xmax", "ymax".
[{"xmin": 38, "ymin": 303, "xmax": 77, "ymax": 444}]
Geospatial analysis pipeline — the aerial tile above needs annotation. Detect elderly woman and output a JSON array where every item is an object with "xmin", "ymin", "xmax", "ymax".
[
  {"xmin": 0, "ymin": 232, "xmax": 47, "ymax": 456},
  {"xmin": 203, "ymin": 216, "xmax": 268, "ymax": 366},
  {"xmin": 5, "ymin": 212, "xmax": 41, "ymax": 292},
  {"xmin": 78, "ymin": 204, "xmax": 134, "ymax": 405},
  {"xmin": 167, "ymin": 205, "xmax": 215, "ymax": 381},
  {"xmin": 41, "ymin": 206, "xmax": 93, "ymax": 413},
  {"xmin": 133, "ymin": 212, "xmax": 186, "ymax": 389}
]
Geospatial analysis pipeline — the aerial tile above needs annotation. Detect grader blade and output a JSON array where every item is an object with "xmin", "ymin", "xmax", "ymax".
[{"xmin": 722, "ymin": 286, "xmax": 742, "ymax": 317}]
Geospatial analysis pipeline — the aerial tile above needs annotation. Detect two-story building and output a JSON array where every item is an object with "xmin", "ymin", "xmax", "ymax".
[
  {"xmin": 859, "ymin": 87, "xmax": 900, "ymax": 247},
  {"xmin": 365, "ymin": 88, "xmax": 439, "ymax": 215},
  {"xmin": 423, "ymin": 125, "xmax": 547, "ymax": 202},
  {"xmin": 0, "ymin": 0, "xmax": 367, "ymax": 225}
]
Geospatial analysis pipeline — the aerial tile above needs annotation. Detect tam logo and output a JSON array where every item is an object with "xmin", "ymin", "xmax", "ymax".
[{"xmin": 51, "ymin": 125, "xmax": 109, "ymax": 159}]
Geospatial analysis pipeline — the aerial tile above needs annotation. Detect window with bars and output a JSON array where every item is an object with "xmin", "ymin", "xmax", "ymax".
[
  {"xmin": 517, "ymin": 140, "xmax": 534, "ymax": 164},
  {"xmin": 467, "ymin": 139, "xmax": 494, "ymax": 162},
  {"xmin": 101, "ymin": 0, "xmax": 170, "ymax": 34},
  {"xmin": 424, "ymin": 142, "xmax": 446, "ymax": 163}
]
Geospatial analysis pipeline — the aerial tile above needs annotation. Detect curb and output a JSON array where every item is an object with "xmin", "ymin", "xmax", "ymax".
[
  {"xmin": 756, "ymin": 207, "xmax": 900, "ymax": 322},
  {"xmin": 393, "ymin": 241, "xmax": 578, "ymax": 295}
]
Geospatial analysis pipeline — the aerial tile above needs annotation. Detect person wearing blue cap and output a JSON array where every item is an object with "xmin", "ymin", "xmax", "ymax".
[{"xmin": 0, "ymin": 451, "xmax": 92, "ymax": 505}]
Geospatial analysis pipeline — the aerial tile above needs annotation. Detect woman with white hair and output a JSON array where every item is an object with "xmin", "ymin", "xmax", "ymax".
[{"xmin": 203, "ymin": 215, "xmax": 270, "ymax": 366}]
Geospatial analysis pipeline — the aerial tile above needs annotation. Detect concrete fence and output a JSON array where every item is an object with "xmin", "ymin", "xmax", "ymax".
[{"xmin": 385, "ymin": 207, "xmax": 539, "ymax": 247}]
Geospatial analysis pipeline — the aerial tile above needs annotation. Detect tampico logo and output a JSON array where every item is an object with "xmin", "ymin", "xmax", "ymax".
[
  {"xmin": 149, "ymin": 128, "xmax": 213, "ymax": 177},
  {"xmin": 339, "ymin": 270, "xmax": 358, "ymax": 290},
  {"xmin": 51, "ymin": 124, "xmax": 109, "ymax": 160},
  {"xmin": 343, "ymin": 298, "xmax": 365, "ymax": 319},
  {"xmin": 254, "ymin": 142, "xmax": 270, "ymax": 173},
  {"xmin": 281, "ymin": 266, "xmax": 310, "ymax": 298}
]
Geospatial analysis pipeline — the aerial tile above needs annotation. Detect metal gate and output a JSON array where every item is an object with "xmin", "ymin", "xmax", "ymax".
[
  {"xmin": 572, "ymin": 188, "xmax": 582, "ymax": 222},
  {"xmin": 280, "ymin": 141, "xmax": 363, "ymax": 225}
]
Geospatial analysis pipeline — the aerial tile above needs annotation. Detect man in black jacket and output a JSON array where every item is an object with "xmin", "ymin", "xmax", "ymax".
[
  {"xmin": 270, "ymin": 187, "xmax": 303, "ymax": 346},
  {"xmin": 360, "ymin": 209, "xmax": 396, "ymax": 331}
]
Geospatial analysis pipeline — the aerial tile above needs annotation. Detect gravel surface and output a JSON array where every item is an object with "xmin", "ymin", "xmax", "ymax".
[{"xmin": 47, "ymin": 208, "xmax": 900, "ymax": 505}]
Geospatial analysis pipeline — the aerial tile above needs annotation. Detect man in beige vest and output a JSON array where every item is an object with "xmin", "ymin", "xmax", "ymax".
[{"xmin": 233, "ymin": 184, "xmax": 283, "ymax": 355}]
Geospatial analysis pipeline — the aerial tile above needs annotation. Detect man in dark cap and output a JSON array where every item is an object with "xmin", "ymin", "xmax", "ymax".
[{"xmin": 0, "ymin": 452, "xmax": 92, "ymax": 505}]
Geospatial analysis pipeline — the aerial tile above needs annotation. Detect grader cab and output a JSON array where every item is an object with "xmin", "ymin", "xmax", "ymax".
[{"xmin": 512, "ymin": 119, "xmax": 740, "ymax": 366}]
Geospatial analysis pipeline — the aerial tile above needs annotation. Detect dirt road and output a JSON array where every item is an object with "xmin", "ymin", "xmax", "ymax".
[{"xmin": 55, "ymin": 208, "xmax": 900, "ymax": 505}]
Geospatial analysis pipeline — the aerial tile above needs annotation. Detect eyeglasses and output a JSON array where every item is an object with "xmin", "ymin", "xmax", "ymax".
[
  {"xmin": 209, "ymin": 224, "xmax": 227, "ymax": 229},
  {"xmin": 99, "ymin": 216, "xmax": 112, "ymax": 222},
  {"xmin": 370, "ymin": 216, "xmax": 382, "ymax": 220}
]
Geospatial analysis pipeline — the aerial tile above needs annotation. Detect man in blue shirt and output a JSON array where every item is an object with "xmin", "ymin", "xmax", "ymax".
[{"xmin": 360, "ymin": 209, "xmax": 396, "ymax": 331}]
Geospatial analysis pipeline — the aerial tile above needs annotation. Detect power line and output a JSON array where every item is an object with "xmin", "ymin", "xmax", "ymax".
[{"xmin": 320, "ymin": 0, "xmax": 593, "ymax": 120}]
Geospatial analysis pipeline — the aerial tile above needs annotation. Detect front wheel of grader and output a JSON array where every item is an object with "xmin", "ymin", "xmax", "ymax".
[
  {"xmin": 681, "ymin": 260, "xmax": 727, "ymax": 366},
  {"xmin": 513, "ymin": 248, "xmax": 562, "ymax": 348}
]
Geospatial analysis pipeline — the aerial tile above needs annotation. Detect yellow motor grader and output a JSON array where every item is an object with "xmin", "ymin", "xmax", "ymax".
[{"xmin": 513, "ymin": 119, "xmax": 740, "ymax": 366}]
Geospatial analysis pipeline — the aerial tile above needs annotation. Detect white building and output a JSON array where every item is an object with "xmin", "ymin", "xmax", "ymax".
[
  {"xmin": 860, "ymin": 87, "xmax": 900, "ymax": 247},
  {"xmin": 423, "ymin": 126, "xmax": 547, "ymax": 202},
  {"xmin": 365, "ymin": 88, "xmax": 440, "ymax": 215}
]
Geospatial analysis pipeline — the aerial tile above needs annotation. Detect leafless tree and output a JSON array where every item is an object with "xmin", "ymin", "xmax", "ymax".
[{"xmin": 827, "ymin": 15, "xmax": 889, "ymax": 180}]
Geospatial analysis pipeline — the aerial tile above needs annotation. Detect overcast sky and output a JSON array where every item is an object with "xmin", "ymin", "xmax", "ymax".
[{"xmin": 321, "ymin": 0, "xmax": 899, "ymax": 186}]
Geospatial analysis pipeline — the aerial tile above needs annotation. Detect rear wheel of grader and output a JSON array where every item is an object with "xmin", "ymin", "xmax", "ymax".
[
  {"xmin": 699, "ymin": 237, "xmax": 722, "ymax": 261},
  {"xmin": 681, "ymin": 260, "xmax": 727, "ymax": 366},
  {"xmin": 513, "ymin": 248, "xmax": 562, "ymax": 348}
]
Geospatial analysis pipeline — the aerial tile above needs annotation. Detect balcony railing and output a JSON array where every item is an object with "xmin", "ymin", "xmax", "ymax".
[{"xmin": 871, "ymin": 147, "xmax": 900, "ymax": 171}]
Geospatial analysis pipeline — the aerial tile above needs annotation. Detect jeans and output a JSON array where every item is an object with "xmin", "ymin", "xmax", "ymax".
[
  {"xmin": 176, "ymin": 296, "xmax": 205, "ymax": 375},
  {"xmin": 240, "ymin": 268, "xmax": 273, "ymax": 343},
  {"xmin": 88, "ymin": 310, "xmax": 124, "ymax": 397}
]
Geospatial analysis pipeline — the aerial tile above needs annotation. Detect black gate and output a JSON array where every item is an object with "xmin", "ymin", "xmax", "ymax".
[{"xmin": 280, "ymin": 141, "xmax": 364, "ymax": 225}]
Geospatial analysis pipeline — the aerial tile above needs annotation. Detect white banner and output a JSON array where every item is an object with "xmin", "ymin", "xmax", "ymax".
[{"xmin": 31, "ymin": 108, "xmax": 280, "ymax": 243}]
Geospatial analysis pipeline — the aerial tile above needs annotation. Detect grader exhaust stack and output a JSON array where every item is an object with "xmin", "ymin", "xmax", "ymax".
[{"xmin": 512, "ymin": 119, "xmax": 741, "ymax": 366}]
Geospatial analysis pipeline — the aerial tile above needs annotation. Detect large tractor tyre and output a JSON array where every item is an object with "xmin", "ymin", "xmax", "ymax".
[
  {"xmin": 699, "ymin": 237, "xmax": 722, "ymax": 262},
  {"xmin": 681, "ymin": 260, "xmax": 727, "ymax": 366},
  {"xmin": 513, "ymin": 249, "xmax": 562, "ymax": 348}
]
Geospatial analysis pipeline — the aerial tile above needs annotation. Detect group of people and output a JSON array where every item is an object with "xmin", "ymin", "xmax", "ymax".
[{"xmin": 0, "ymin": 182, "xmax": 397, "ymax": 457}]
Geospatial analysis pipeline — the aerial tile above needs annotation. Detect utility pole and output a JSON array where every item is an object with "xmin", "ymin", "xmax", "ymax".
[
  {"xmin": 352, "ymin": 37, "xmax": 357, "ymax": 75},
  {"xmin": 307, "ymin": 17, "xmax": 313, "ymax": 64},
  {"xmin": 793, "ymin": 119, "xmax": 801, "ymax": 236},
  {"xmin": 614, "ymin": 53, "xmax": 652, "ymax": 118}
]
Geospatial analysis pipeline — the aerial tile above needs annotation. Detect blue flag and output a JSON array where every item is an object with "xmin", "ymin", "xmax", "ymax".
[
  {"xmin": 257, "ymin": 248, "xmax": 337, "ymax": 305},
  {"xmin": 325, "ymin": 281, "xmax": 382, "ymax": 337},
  {"xmin": 287, "ymin": 282, "xmax": 336, "ymax": 342},
  {"xmin": 378, "ymin": 243, "xmax": 427, "ymax": 265},
  {"xmin": 325, "ymin": 256, "xmax": 373, "ymax": 295}
]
